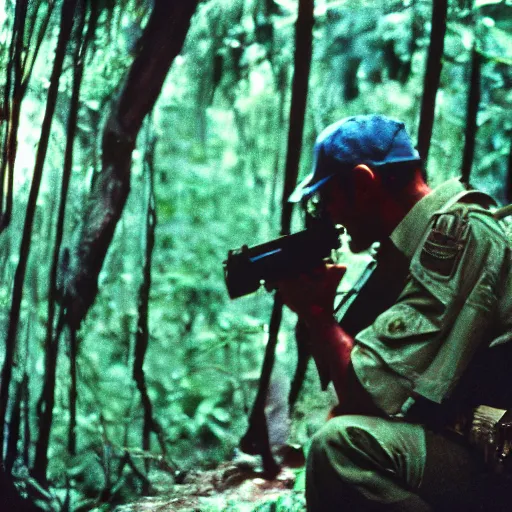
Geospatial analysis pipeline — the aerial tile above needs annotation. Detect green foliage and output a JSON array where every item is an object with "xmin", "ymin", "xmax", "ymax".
[
  {"xmin": 0, "ymin": 0, "xmax": 511, "ymax": 510},
  {"xmin": 250, "ymin": 493, "xmax": 306, "ymax": 512}
]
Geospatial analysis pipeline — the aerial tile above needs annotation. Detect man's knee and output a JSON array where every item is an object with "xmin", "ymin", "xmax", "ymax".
[
  {"xmin": 309, "ymin": 416, "xmax": 348, "ymax": 463},
  {"xmin": 306, "ymin": 416, "xmax": 372, "ymax": 510},
  {"xmin": 307, "ymin": 415, "xmax": 427, "ymax": 491},
  {"xmin": 307, "ymin": 416, "xmax": 430, "ymax": 510},
  {"xmin": 308, "ymin": 415, "xmax": 374, "ymax": 473}
]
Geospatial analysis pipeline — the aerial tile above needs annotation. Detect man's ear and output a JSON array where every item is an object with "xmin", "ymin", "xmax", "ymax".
[
  {"xmin": 352, "ymin": 164, "xmax": 376, "ymax": 182},
  {"xmin": 352, "ymin": 164, "xmax": 380, "ymax": 197}
]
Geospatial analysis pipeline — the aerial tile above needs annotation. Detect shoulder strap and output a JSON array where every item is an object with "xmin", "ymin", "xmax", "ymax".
[
  {"xmin": 437, "ymin": 189, "xmax": 496, "ymax": 215},
  {"xmin": 493, "ymin": 204, "xmax": 512, "ymax": 221}
]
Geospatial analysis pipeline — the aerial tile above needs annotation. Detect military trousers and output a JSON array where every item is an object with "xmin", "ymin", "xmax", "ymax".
[{"xmin": 306, "ymin": 415, "xmax": 480, "ymax": 511}]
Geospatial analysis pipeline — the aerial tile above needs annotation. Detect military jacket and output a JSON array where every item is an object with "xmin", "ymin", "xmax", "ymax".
[{"xmin": 351, "ymin": 179, "xmax": 512, "ymax": 417}]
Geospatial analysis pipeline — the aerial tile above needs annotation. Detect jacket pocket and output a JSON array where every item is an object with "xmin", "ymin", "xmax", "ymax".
[{"xmin": 373, "ymin": 303, "xmax": 440, "ymax": 342}]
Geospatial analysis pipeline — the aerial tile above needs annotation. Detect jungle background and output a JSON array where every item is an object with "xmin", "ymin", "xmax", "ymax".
[{"xmin": 0, "ymin": 0, "xmax": 511, "ymax": 510}]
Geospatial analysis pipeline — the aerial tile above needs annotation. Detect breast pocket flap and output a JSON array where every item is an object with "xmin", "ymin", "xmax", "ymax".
[{"xmin": 374, "ymin": 304, "xmax": 439, "ymax": 342}]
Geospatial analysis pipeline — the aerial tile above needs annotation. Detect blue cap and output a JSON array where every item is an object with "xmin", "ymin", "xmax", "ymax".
[{"xmin": 289, "ymin": 114, "xmax": 421, "ymax": 202}]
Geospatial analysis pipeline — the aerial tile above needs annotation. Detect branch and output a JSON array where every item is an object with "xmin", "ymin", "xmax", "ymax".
[
  {"xmin": 461, "ymin": 46, "xmax": 482, "ymax": 185},
  {"xmin": 62, "ymin": 0, "xmax": 199, "ymax": 329},
  {"xmin": 241, "ymin": 0, "xmax": 314, "ymax": 478},
  {"xmin": 0, "ymin": 0, "xmax": 28, "ymax": 229},
  {"xmin": 33, "ymin": 0, "xmax": 96, "ymax": 480},
  {"xmin": 416, "ymin": 0, "xmax": 448, "ymax": 171},
  {"xmin": 280, "ymin": 0, "xmax": 315, "ymax": 236},
  {"xmin": 240, "ymin": 296, "xmax": 284, "ymax": 478},
  {"xmin": 0, "ymin": 0, "xmax": 78, "ymax": 461},
  {"xmin": 507, "ymin": 140, "xmax": 512, "ymax": 204},
  {"xmin": 132, "ymin": 126, "xmax": 171, "ymax": 490}
]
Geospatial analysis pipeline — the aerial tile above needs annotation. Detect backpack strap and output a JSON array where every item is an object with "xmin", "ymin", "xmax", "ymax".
[
  {"xmin": 493, "ymin": 204, "xmax": 512, "ymax": 221},
  {"xmin": 436, "ymin": 189, "xmax": 496, "ymax": 214}
]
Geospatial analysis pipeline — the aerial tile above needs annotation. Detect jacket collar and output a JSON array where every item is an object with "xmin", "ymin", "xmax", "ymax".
[{"xmin": 389, "ymin": 178, "xmax": 467, "ymax": 260}]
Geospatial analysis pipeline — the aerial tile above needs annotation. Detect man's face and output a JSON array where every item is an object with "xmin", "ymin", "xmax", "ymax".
[{"xmin": 315, "ymin": 178, "xmax": 381, "ymax": 253}]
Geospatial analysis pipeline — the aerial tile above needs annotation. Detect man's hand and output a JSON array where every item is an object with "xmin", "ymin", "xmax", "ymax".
[
  {"xmin": 277, "ymin": 264, "xmax": 347, "ymax": 320},
  {"xmin": 278, "ymin": 263, "xmax": 357, "ymax": 405}
]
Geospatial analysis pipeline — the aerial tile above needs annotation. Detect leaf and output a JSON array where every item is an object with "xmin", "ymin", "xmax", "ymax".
[
  {"xmin": 293, "ymin": 468, "xmax": 306, "ymax": 492},
  {"xmin": 447, "ymin": 22, "xmax": 474, "ymax": 52},
  {"xmin": 195, "ymin": 397, "xmax": 217, "ymax": 421},
  {"xmin": 475, "ymin": 0, "xmax": 501, "ymax": 6},
  {"xmin": 487, "ymin": 25, "xmax": 512, "ymax": 59},
  {"xmin": 204, "ymin": 418, "xmax": 229, "ymax": 440},
  {"xmin": 211, "ymin": 407, "xmax": 231, "ymax": 423},
  {"xmin": 477, "ymin": 148, "xmax": 509, "ymax": 172}
]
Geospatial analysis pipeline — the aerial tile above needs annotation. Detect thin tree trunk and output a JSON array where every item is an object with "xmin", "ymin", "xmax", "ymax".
[
  {"xmin": 4, "ymin": 298, "xmax": 33, "ymax": 472},
  {"xmin": 0, "ymin": 0, "xmax": 78, "ymax": 461},
  {"xmin": 33, "ymin": 312, "xmax": 66, "ymax": 481},
  {"xmin": 241, "ymin": 0, "xmax": 314, "ymax": 477},
  {"xmin": 5, "ymin": 380, "xmax": 22, "ymax": 473},
  {"xmin": 416, "ymin": 0, "xmax": 448, "ymax": 171},
  {"xmin": 288, "ymin": 321, "xmax": 311, "ymax": 408},
  {"xmin": 62, "ymin": 0, "xmax": 199, "ymax": 330},
  {"xmin": 461, "ymin": 46, "xmax": 482, "ymax": 185},
  {"xmin": 21, "ymin": 373, "xmax": 30, "ymax": 467},
  {"xmin": 240, "ymin": 296, "xmax": 283, "ymax": 477},
  {"xmin": 280, "ymin": 0, "xmax": 314, "ymax": 236},
  {"xmin": 21, "ymin": 2, "xmax": 56, "ymax": 96},
  {"xmin": 133, "ymin": 126, "xmax": 166, "ymax": 492},
  {"xmin": 507, "ymin": 142, "xmax": 512, "ymax": 204},
  {"xmin": 68, "ymin": 327, "xmax": 78, "ymax": 456},
  {"xmin": 43, "ymin": 0, "xmax": 97, "ymax": 465},
  {"xmin": 0, "ymin": 1, "xmax": 54, "ymax": 230},
  {"xmin": 21, "ymin": 313, "xmax": 33, "ymax": 468},
  {"xmin": 33, "ymin": 0, "xmax": 94, "ymax": 481},
  {"xmin": 136, "ymin": 142, "xmax": 157, "ymax": 459},
  {"xmin": 0, "ymin": 0, "xmax": 28, "ymax": 229},
  {"xmin": 269, "ymin": 66, "xmax": 289, "ymax": 222}
]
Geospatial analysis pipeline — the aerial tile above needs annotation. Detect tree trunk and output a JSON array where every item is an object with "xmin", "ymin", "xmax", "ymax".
[
  {"xmin": 33, "ymin": 0, "xmax": 95, "ymax": 481},
  {"xmin": 269, "ymin": 66, "xmax": 289, "ymax": 222},
  {"xmin": 461, "ymin": 47, "xmax": 482, "ymax": 185},
  {"xmin": 0, "ymin": 0, "xmax": 78, "ymax": 461},
  {"xmin": 68, "ymin": 327, "xmax": 78, "ymax": 456},
  {"xmin": 280, "ymin": 0, "xmax": 315, "ymax": 236},
  {"xmin": 288, "ymin": 321, "xmax": 311, "ymax": 408},
  {"xmin": 62, "ymin": 0, "xmax": 199, "ymax": 330},
  {"xmin": 21, "ymin": 372, "xmax": 31, "ymax": 467},
  {"xmin": 0, "ymin": 0, "xmax": 28, "ymax": 229},
  {"xmin": 241, "ymin": 0, "xmax": 314, "ymax": 477},
  {"xmin": 240, "ymin": 296, "xmax": 283, "ymax": 477},
  {"xmin": 0, "ymin": 1, "xmax": 54, "ymax": 230},
  {"xmin": 4, "ymin": 379, "xmax": 22, "ymax": 473},
  {"xmin": 416, "ymin": 0, "xmax": 448, "ymax": 171},
  {"xmin": 132, "ymin": 125, "xmax": 169, "ymax": 492},
  {"xmin": 507, "ymin": 141, "xmax": 512, "ymax": 204}
]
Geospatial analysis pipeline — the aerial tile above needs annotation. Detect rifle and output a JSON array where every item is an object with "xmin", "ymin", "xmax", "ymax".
[{"xmin": 223, "ymin": 223, "xmax": 342, "ymax": 299}]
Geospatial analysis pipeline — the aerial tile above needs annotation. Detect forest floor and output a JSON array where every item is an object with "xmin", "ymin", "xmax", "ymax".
[{"xmin": 115, "ymin": 448, "xmax": 307, "ymax": 512}]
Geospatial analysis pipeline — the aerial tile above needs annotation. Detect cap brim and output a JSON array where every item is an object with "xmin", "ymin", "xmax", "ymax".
[{"xmin": 288, "ymin": 173, "xmax": 335, "ymax": 203}]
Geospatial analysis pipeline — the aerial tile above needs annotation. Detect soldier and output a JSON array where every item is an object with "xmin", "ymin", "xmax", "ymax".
[{"xmin": 279, "ymin": 114, "xmax": 512, "ymax": 511}]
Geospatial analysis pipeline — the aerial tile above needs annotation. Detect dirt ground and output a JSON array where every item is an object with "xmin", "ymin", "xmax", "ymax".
[
  {"xmin": 115, "ymin": 449, "xmax": 306, "ymax": 512},
  {"xmin": 115, "ymin": 451, "xmax": 305, "ymax": 512}
]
